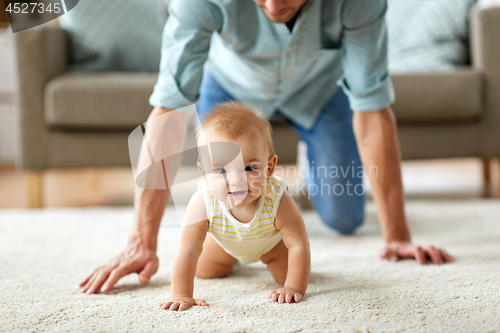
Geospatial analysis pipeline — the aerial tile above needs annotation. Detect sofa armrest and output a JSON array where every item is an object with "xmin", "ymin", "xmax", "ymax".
[
  {"xmin": 13, "ymin": 25, "xmax": 67, "ymax": 169},
  {"xmin": 470, "ymin": 5, "xmax": 500, "ymax": 158},
  {"xmin": 470, "ymin": 5, "xmax": 500, "ymax": 72}
]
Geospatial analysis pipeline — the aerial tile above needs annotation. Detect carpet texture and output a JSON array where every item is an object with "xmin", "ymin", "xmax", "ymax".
[{"xmin": 1, "ymin": 200, "xmax": 499, "ymax": 332}]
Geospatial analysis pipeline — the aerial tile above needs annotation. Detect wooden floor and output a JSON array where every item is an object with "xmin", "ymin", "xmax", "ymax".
[
  {"xmin": 0, "ymin": 158, "xmax": 498, "ymax": 208},
  {"xmin": 0, "ymin": 167, "xmax": 135, "ymax": 208}
]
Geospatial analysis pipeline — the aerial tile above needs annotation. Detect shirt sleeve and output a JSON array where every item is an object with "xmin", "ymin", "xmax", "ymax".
[
  {"xmin": 149, "ymin": 0, "xmax": 222, "ymax": 111},
  {"xmin": 337, "ymin": 0, "xmax": 395, "ymax": 112}
]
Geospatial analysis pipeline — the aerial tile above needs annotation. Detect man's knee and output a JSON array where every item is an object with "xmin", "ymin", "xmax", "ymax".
[
  {"xmin": 321, "ymin": 213, "xmax": 364, "ymax": 235},
  {"xmin": 312, "ymin": 193, "xmax": 365, "ymax": 234}
]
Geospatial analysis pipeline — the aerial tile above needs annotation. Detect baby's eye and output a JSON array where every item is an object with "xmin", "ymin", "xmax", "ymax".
[
  {"xmin": 245, "ymin": 165, "xmax": 256, "ymax": 172},
  {"xmin": 214, "ymin": 168, "xmax": 227, "ymax": 175}
]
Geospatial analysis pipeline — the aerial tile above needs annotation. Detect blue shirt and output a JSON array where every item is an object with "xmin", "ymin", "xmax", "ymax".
[{"xmin": 149, "ymin": 0, "xmax": 395, "ymax": 129}]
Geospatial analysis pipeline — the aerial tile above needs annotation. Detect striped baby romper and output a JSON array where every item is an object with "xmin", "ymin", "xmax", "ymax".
[{"xmin": 199, "ymin": 175, "xmax": 288, "ymax": 264}]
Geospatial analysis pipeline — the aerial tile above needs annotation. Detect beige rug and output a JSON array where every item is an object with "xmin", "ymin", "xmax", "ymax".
[{"xmin": 1, "ymin": 200, "xmax": 499, "ymax": 332}]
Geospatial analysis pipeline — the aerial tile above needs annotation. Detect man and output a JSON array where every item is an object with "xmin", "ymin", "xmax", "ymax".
[{"xmin": 80, "ymin": 0, "xmax": 453, "ymax": 294}]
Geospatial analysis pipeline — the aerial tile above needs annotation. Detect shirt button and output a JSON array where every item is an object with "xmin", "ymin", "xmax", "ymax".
[{"xmin": 286, "ymin": 46, "xmax": 292, "ymax": 52}]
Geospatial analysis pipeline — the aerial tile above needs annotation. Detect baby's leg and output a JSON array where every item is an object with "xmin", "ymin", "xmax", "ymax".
[
  {"xmin": 196, "ymin": 233, "xmax": 238, "ymax": 279},
  {"xmin": 261, "ymin": 240, "xmax": 288, "ymax": 285}
]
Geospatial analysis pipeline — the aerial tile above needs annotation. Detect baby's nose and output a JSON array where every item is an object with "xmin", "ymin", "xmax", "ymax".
[{"xmin": 228, "ymin": 171, "xmax": 247, "ymax": 186}]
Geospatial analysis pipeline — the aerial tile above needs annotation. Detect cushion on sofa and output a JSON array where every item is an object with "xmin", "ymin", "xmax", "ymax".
[
  {"xmin": 391, "ymin": 69, "xmax": 483, "ymax": 122},
  {"xmin": 45, "ymin": 74, "xmax": 158, "ymax": 129},
  {"xmin": 58, "ymin": 0, "xmax": 166, "ymax": 72},
  {"xmin": 387, "ymin": 0, "xmax": 478, "ymax": 73}
]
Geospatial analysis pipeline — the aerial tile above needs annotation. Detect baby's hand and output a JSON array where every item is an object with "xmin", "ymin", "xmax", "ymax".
[
  {"xmin": 159, "ymin": 297, "xmax": 208, "ymax": 311},
  {"xmin": 268, "ymin": 287, "xmax": 303, "ymax": 304}
]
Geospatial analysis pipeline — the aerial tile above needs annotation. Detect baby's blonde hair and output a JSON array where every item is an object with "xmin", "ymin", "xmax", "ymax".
[{"xmin": 196, "ymin": 101, "xmax": 275, "ymax": 156}]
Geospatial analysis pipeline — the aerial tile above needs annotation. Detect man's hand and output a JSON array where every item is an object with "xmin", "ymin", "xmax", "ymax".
[
  {"xmin": 79, "ymin": 241, "xmax": 159, "ymax": 294},
  {"xmin": 353, "ymin": 109, "xmax": 454, "ymax": 264},
  {"xmin": 269, "ymin": 287, "xmax": 303, "ymax": 304},
  {"xmin": 160, "ymin": 297, "xmax": 209, "ymax": 311},
  {"xmin": 380, "ymin": 241, "xmax": 454, "ymax": 265}
]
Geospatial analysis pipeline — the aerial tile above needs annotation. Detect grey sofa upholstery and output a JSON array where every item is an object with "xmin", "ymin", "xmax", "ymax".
[{"xmin": 12, "ymin": 5, "xmax": 500, "ymax": 206}]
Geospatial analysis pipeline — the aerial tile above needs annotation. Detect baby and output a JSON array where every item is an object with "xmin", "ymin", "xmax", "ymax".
[{"xmin": 160, "ymin": 101, "xmax": 310, "ymax": 311}]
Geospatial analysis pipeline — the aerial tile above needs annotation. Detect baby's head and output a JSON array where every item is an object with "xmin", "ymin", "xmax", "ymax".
[{"xmin": 196, "ymin": 101, "xmax": 277, "ymax": 207}]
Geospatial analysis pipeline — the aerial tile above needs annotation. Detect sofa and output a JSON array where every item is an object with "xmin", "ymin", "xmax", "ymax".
[{"xmin": 11, "ymin": 4, "xmax": 500, "ymax": 207}]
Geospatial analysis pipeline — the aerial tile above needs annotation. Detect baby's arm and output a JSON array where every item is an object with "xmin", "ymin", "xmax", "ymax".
[
  {"xmin": 270, "ymin": 192, "xmax": 311, "ymax": 303},
  {"xmin": 160, "ymin": 190, "xmax": 209, "ymax": 311}
]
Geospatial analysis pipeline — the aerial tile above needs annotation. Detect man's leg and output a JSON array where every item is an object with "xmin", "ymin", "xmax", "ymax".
[
  {"xmin": 197, "ymin": 72, "xmax": 237, "ymax": 117},
  {"xmin": 290, "ymin": 89, "xmax": 365, "ymax": 234}
]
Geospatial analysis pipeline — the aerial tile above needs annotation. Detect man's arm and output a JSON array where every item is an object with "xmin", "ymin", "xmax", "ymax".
[
  {"xmin": 353, "ymin": 107, "xmax": 454, "ymax": 265},
  {"xmin": 80, "ymin": 107, "xmax": 190, "ymax": 294},
  {"xmin": 339, "ymin": 0, "xmax": 453, "ymax": 264},
  {"xmin": 80, "ymin": 0, "xmax": 223, "ymax": 294}
]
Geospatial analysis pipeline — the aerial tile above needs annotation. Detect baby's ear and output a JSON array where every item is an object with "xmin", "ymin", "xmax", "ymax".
[
  {"xmin": 267, "ymin": 154, "xmax": 278, "ymax": 178},
  {"xmin": 197, "ymin": 161, "xmax": 206, "ymax": 179}
]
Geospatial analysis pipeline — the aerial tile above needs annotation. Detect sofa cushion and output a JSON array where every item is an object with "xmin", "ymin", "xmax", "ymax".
[
  {"xmin": 387, "ymin": 0, "xmax": 478, "ymax": 73},
  {"xmin": 58, "ymin": 0, "xmax": 166, "ymax": 72},
  {"xmin": 45, "ymin": 74, "xmax": 157, "ymax": 129},
  {"xmin": 391, "ymin": 69, "xmax": 483, "ymax": 123}
]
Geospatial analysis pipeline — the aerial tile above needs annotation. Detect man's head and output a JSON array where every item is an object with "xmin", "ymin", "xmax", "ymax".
[
  {"xmin": 253, "ymin": 0, "xmax": 308, "ymax": 23},
  {"xmin": 196, "ymin": 101, "xmax": 277, "ymax": 207}
]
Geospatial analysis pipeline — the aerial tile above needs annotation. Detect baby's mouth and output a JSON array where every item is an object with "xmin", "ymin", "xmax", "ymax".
[{"xmin": 228, "ymin": 190, "xmax": 248, "ymax": 197}]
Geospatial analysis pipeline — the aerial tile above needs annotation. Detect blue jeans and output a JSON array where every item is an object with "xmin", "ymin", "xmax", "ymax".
[{"xmin": 197, "ymin": 73, "xmax": 365, "ymax": 234}]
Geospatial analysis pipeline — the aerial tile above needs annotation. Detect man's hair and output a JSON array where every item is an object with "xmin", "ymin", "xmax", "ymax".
[{"xmin": 196, "ymin": 101, "xmax": 275, "ymax": 156}]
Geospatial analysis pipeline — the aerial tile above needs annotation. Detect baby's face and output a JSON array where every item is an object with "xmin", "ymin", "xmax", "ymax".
[{"xmin": 198, "ymin": 128, "xmax": 276, "ymax": 208}]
